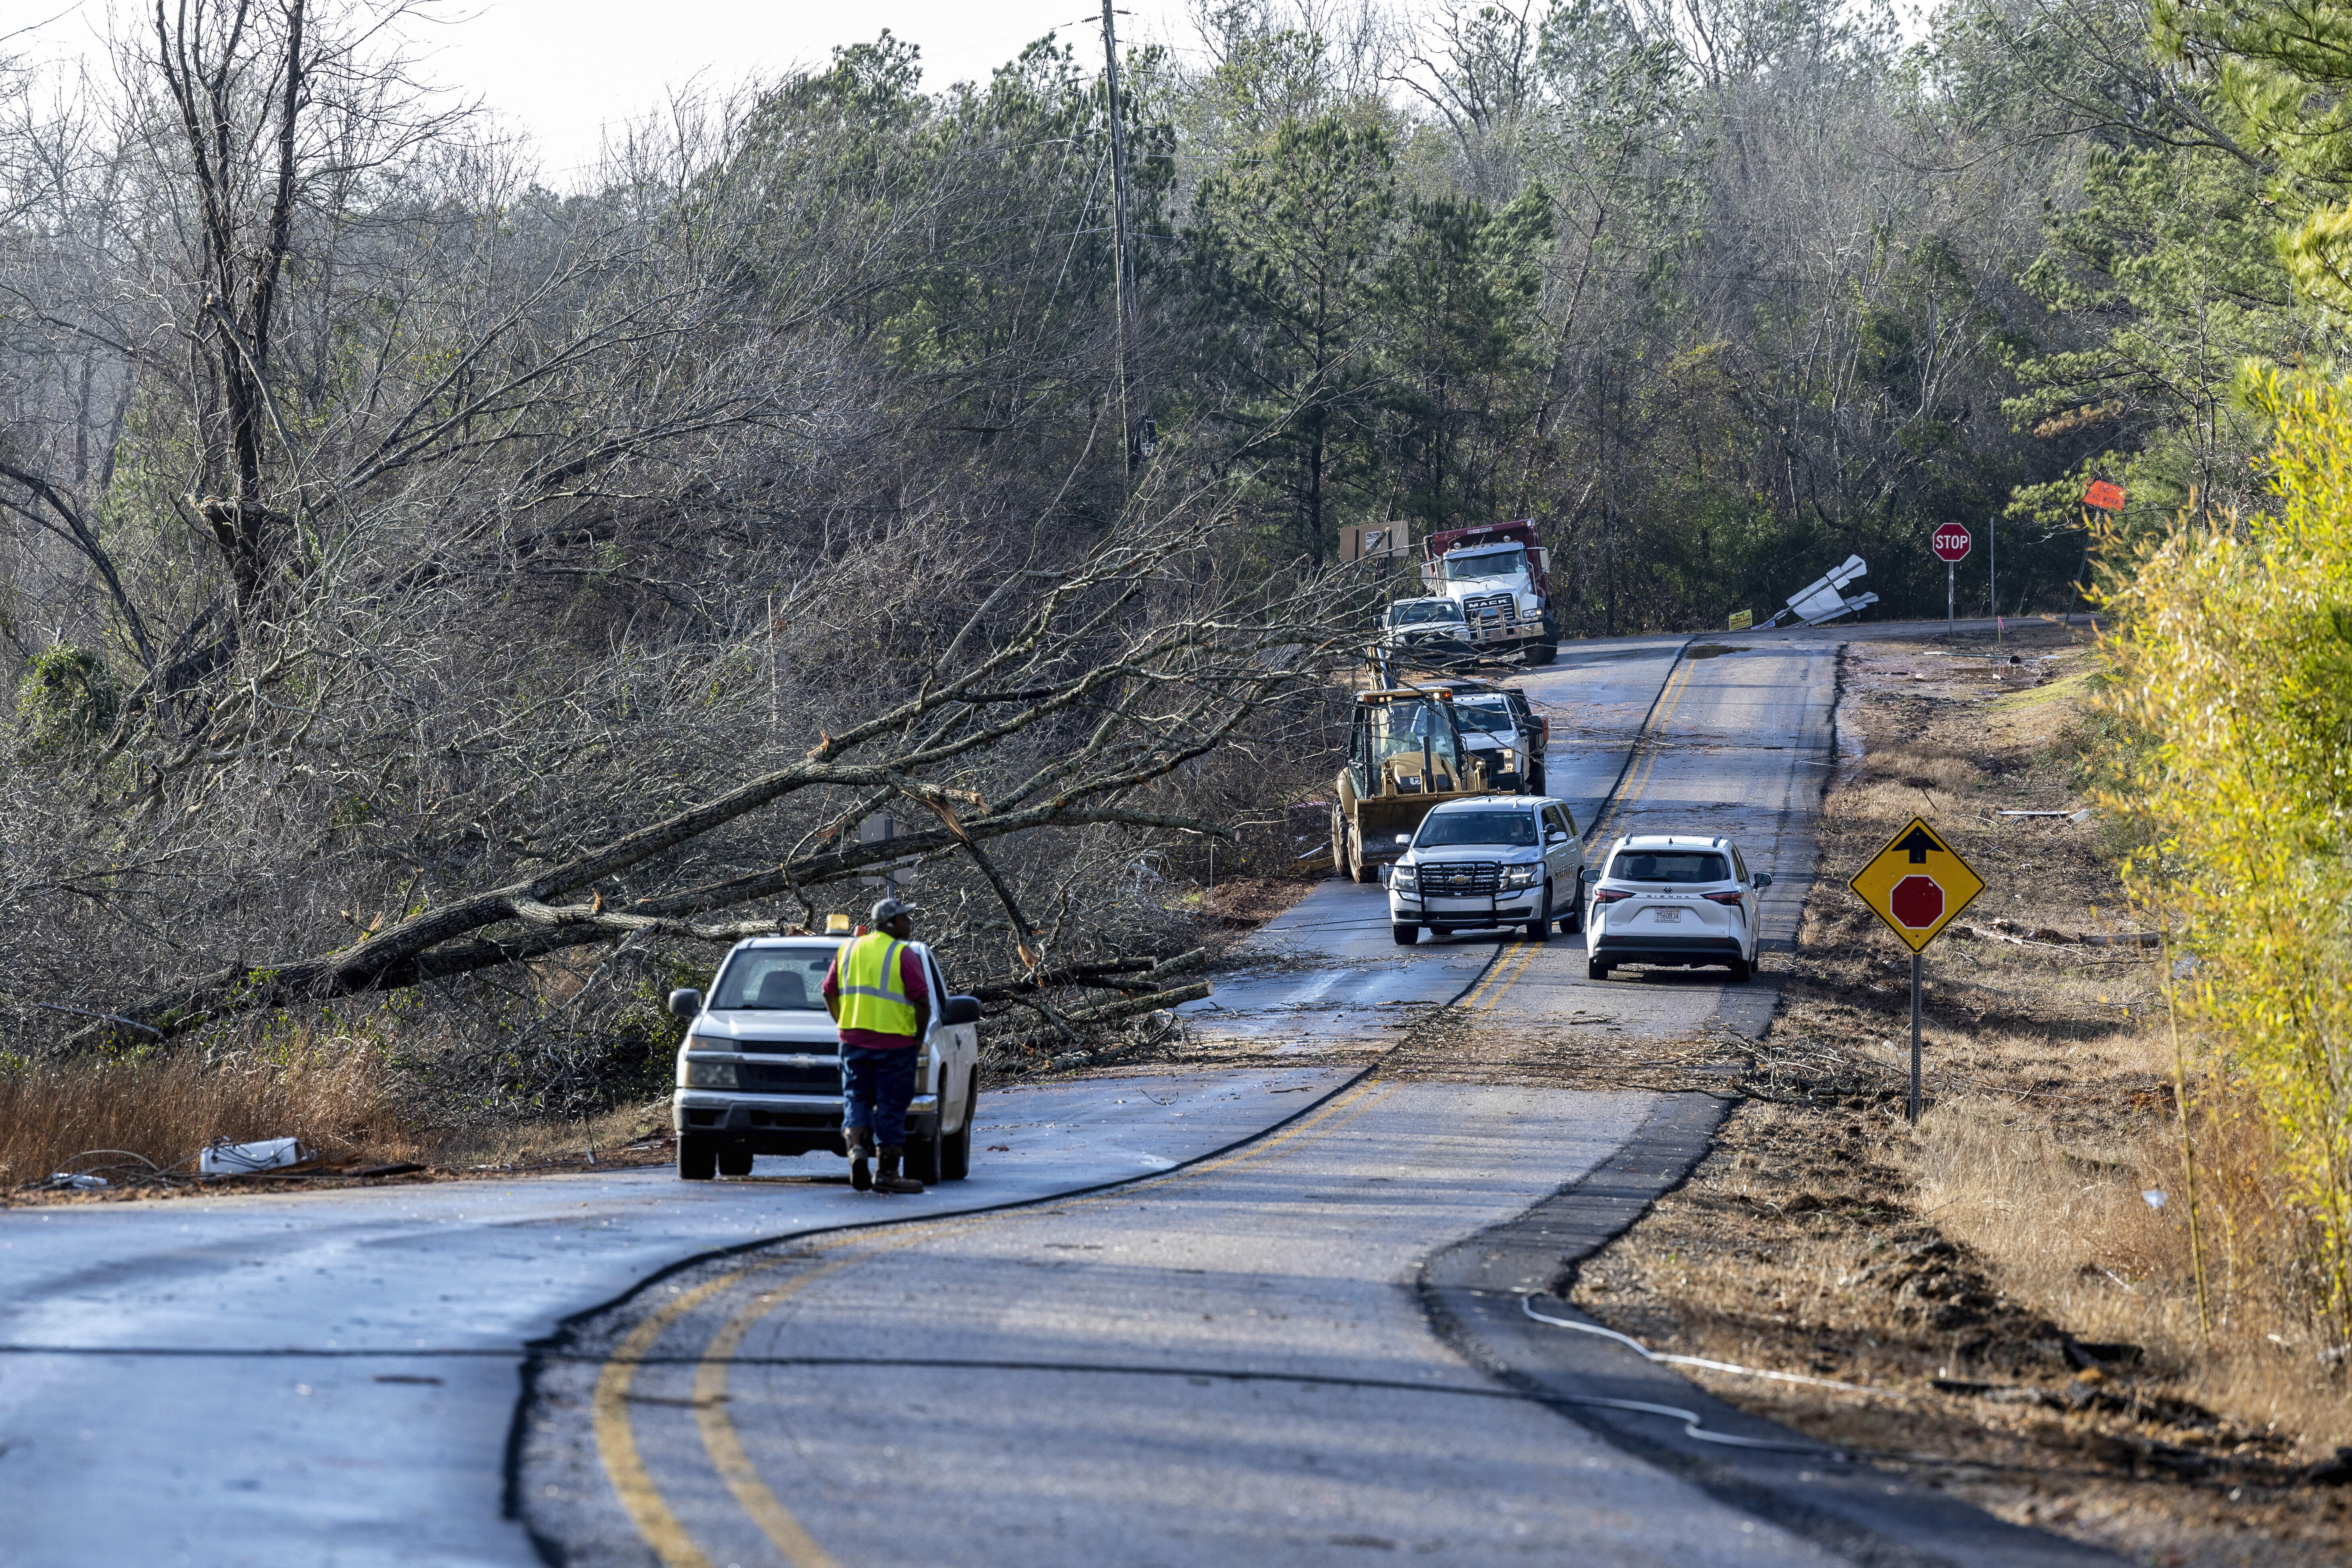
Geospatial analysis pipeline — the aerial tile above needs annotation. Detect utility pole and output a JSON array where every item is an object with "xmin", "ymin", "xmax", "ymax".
[
  {"xmin": 1988, "ymin": 511, "xmax": 2000, "ymax": 653},
  {"xmin": 1100, "ymin": 0, "xmax": 1138, "ymax": 488}
]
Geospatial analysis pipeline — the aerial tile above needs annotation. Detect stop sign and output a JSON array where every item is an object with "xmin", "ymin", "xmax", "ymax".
[
  {"xmin": 1932, "ymin": 524, "xmax": 1971, "ymax": 563},
  {"xmin": 1890, "ymin": 875, "xmax": 1945, "ymax": 929}
]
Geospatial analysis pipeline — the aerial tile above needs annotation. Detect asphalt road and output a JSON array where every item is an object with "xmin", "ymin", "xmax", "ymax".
[
  {"xmin": 0, "ymin": 1070, "xmax": 1355, "ymax": 1567},
  {"xmin": 517, "ymin": 1080, "xmax": 1840, "ymax": 1568},
  {"xmin": 1178, "ymin": 631, "xmax": 1693, "ymax": 1052},
  {"xmin": 1, "ymin": 616, "xmax": 2107, "ymax": 1567},
  {"xmin": 1185, "ymin": 624, "xmax": 1846, "ymax": 1053}
]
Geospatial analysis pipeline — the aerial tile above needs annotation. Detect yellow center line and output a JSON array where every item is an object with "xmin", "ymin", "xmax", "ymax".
[
  {"xmin": 1591, "ymin": 657, "xmax": 1699, "ymax": 845},
  {"xmin": 1475, "ymin": 940, "xmax": 1546, "ymax": 1013},
  {"xmin": 693, "ymin": 1265, "xmax": 854, "ymax": 1568},
  {"xmin": 609, "ymin": 1074, "xmax": 1400, "ymax": 1566},
  {"xmin": 1458, "ymin": 952, "xmax": 1512, "ymax": 1012},
  {"xmin": 593, "ymin": 1260, "xmax": 784, "ymax": 1568}
]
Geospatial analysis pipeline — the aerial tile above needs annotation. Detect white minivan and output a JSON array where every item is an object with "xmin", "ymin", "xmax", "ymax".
[
  {"xmin": 1585, "ymin": 834, "xmax": 1772, "ymax": 982},
  {"xmin": 665, "ymin": 935, "xmax": 983, "ymax": 1183}
]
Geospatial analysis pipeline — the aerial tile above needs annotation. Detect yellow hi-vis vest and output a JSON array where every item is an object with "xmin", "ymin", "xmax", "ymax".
[{"xmin": 835, "ymin": 933, "xmax": 919, "ymax": 1037}]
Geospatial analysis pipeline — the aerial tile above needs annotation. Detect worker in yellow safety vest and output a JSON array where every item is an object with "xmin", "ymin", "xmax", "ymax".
[{"xmin": 821, "ymin": 897, "xmax": 932, "ymax": 1193}]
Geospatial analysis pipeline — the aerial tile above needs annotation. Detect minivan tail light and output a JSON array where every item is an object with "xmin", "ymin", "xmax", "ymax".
[
  {"xmin": 1703, "ymin": 890, "xmax": 1744, "ymax": 905},
  {"xmin": 1593, "ymin": 889, "xmax": 1632, "ymax": 904}
]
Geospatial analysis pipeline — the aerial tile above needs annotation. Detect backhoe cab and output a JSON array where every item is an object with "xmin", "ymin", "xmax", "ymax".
[{"xmin": 1330, "ymin": 689, "xmax": 1493, "ymax": 882}]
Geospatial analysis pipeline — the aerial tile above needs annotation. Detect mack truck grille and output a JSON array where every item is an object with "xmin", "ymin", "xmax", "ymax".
[
  {"xmin": 1461, "ymin": 593, "xmax": 1518, "ymax": 639},
  {"xmin": 1422, "ymin": 861, "xmax": 1500, "ymax": 895},
  {"xmin": 738, "ymin": 1061, "xmax": 842, "ymax": 1094}
]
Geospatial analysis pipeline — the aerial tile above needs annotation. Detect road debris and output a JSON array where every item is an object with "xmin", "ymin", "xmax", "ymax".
[{"xmin": 199, "ymin": 1137, "xmax": 317, "ymax": 1176}]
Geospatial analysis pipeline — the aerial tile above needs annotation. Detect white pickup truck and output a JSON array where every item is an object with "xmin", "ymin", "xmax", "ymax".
[{"xmin": 665, "ymin": 934, "xmax": 983, "ymax": 1183}]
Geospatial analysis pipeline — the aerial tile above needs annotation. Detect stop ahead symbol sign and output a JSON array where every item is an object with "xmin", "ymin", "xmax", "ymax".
[
  {"xmin": 1890, "ymin": 875, "xmax": 1945, "ymax": 929},
  {"xmin": 1932, "ymin": 524, "xmax": 1971, "ymax": 563}
]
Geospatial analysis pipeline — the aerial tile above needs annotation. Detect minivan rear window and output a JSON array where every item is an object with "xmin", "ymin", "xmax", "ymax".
[
  {"xmin": 711, "ymin": 948, "xmax": 838, "ymax": 1010},
  {"xmin": 1608, "ymin": 851, "xmax": 1728, "ymax": 884}
]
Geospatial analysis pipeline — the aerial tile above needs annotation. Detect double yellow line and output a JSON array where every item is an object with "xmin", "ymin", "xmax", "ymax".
[
  {"xmin": 590, "ymin": 1075, "xmax": 1396, "ymax": 1568},
  {"xmin": 1586, "ymin": 655, "xmax": 1701, "ymax": 849},
  {"xmin": 1458, "ymin": 939, "xmax": 1545, "ymax": 1014}
]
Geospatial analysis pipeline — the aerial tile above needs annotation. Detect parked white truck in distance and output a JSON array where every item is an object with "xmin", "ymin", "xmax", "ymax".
[{"xmin": 1417, "ymin": 519, "xmax": 1557, "ymax": 666}]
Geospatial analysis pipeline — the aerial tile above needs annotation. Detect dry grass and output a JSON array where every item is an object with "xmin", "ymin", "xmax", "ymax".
[
  {"xmin": 0, "ymin": 1037, "xmax": 418, "ymax": 1193},
  {"xmin": 1563, "ymin": 624, "xmax": 2352, "ymax": 1567}
]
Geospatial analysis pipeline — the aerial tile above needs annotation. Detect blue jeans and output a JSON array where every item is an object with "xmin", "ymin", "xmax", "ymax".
[{"xmin": 841, "ymin": 1044, "xmax": 918, "ymax": 1147}]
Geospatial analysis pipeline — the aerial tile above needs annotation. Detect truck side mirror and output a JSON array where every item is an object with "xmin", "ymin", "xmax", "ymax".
[
  {"xmin": 667, "ymin": 988, "xmax": 703, "ymax": 1020},
  {"xmin": 1547, "ymin": 828, "xmax": 1567, "ymax": 843},
  {"xmin": 942, "ymin": 995, "xmax": 982, "ymax": 1026}
]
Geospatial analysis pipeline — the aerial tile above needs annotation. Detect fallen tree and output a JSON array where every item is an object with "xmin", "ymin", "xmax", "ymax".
[{"xmin": 71, "ymin": 507, "xmax": 1371, "ymax": 1047}]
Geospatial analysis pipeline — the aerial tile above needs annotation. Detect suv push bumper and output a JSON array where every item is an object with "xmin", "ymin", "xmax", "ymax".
[{"xmin": 1393, "ymin": 896, "xmax": 1541, "ymax": 924}]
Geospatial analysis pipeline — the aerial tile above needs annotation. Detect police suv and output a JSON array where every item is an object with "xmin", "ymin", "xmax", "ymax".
[
  {"xmin": 1386, "ymin": 794, "xmax": 1586, "ymax": 945},
  {"xmin": 665, "ymin": 929, "xmax": 983, "ymax": 1183}
]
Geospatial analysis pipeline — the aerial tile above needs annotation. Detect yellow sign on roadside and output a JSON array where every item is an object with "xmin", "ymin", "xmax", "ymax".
[
  {"xmin": 1849, "ymin": 816, "xmax": 1984, "ymax": 952},
  {"xmin": 1728, "ymin": 609, "xmax": 1753, "ymax": 631}
]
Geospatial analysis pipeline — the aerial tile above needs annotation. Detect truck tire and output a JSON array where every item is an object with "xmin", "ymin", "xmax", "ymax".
[
  {"xmin": 1330, "ymin": 806, "xmax": 1349, "ymax": 881},
  {"xmin": 1526, "ymin": 639, "xmax": 1557, "ymax": 667},
  {"xmin": 940, "ymin": 1070, "xmax": 976, "ymax": 1181},
  {"xmin": 1349, "ymin": 828, "xmax": 1378, "ymax": 884},
  {"xmin": 1392, "ymin": 921, "xmax": 1419, "ymax": 946},
  {"xmin": 1587, "ymin": 958, "xmax": 1611, "ymax": 981},
  {"xmin": 1525, "ymin": 882, "xmax": 1551, "ymax": 943},
  {"xmin": 1559, "ymin": 872, "xmax": 1584, "ymax": 934},
  {"xmin": 907, "ymin": 1127, "xmax": 943, "ymax": 1185},
  {"xmin": 717, "ymin": 1144, "xmax": 754, "ymax": 1178},
  {"xmin": 678, "ymin": 1134, "xmax": 717, "ymax": 1181},
  {"xmin": 1726, "ymin": 956, "xmax": 1752, "ymax": 983}
]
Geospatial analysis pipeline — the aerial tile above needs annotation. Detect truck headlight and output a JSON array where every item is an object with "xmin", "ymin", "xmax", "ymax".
[
  {"xmin": 1392, "ymin": 865, "xmax": 1417, "ymax": 891},
  {"xmin": 680, "ymin": 1059, "xmax": 738, "ymax": 1089},
  {"xmin": 1502, "ymin": 864, "xmax": 1539, "ymax": 889}
]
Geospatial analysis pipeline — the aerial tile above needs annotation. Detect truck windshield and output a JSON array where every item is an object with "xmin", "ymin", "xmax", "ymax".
[
  {"xmin": 1390, "ymin": 600, "xmax": 1464, "ymax": 625},
  {"xmin": 1442, "ymin": 547, "xmax": 1526, "ymax": 581},
  {"xmin": 1418, "ymin": 810, "xmax": 1538, "ymax": 847},
  {"xmin": 1371, "ymin": 698, "xmax": 1461, "ymax": 761},
  {"xmin": 1452, "ymin": 696, "xmax": 1517, "ymax": 734},
  {"xmin": 711, "ymin": 948, "xmax": 838, "ymax": 1010}
]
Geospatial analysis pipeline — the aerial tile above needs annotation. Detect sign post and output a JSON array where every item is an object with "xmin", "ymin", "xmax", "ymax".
[
  {"xmin": 2079, "ymin": 480, "xmax": 2126, "ymax": 626},
  {"xmin": 1849, "ymin": 816, "xmax": 1986, "ymax": 1122},
  {"xmin": 1932, "ymin": 524, "xmax": 1971, "ymax": 629}
]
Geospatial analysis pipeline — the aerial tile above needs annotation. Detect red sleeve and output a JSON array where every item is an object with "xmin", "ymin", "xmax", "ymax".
[
  {"xmin": 900, "ymin": 947, "xmax": 929, "ymax": 1001},
  {"xmin": 821, "ymin": 952, "xmax": 840, "ymax": 1002}
]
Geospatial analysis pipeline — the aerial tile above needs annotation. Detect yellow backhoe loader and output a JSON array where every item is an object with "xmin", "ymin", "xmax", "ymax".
[{"xmin": 1328, "ymin": 687, "xmax": 1495, "ymax": 882}]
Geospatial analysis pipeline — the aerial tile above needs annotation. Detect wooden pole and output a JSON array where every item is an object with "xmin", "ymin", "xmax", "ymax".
[{"xmin": 1100, "ymin": 0, "xmax": 1136, "ymax": 490}]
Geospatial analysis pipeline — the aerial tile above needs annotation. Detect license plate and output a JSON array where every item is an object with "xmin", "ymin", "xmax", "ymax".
[{"xmin": 1650, "ymin": 908, "xmax": 1683, "ymax": 924}]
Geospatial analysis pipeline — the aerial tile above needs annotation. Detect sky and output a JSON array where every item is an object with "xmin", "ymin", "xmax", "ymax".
[{"xmin": 18, "ymin": 0, "xmax": 1199, "ymax": 185}]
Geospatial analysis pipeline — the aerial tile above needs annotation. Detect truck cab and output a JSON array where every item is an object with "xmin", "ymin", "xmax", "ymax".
[
  {"xmin": 665, "ymin": 934, "xmax": 982, "ymax": 1184},
  {"xmin": 1418, "ymin": 521, "xmax": 1558, "ymax": 666},
  {"xmin": 1378, "ymin": 597, "xmax": 1475, "ymax": 668}
]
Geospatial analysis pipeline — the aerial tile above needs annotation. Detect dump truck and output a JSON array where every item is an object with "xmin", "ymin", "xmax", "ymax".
[
  {"xmin": 1328, "ymin": 686, "xmax": 1500, "ymax": 882},
  {"xmin": 1418, "ymin": 519, "xmax": 1557, "ymax": 666}
]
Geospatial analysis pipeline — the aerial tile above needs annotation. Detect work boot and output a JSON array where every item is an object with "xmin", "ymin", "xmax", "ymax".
[
  {"xmin": 875, "ymin": 1144, "xmax": 925, "ymax": 1195},
  {"xmin": 844, "ymin": 1128, "xmax": 872, "ymax": 1192}
]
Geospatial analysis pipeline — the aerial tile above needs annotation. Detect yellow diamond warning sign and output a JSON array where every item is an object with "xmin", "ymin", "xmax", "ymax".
[{"xmin": 1849, "ymin": 816, "xmax": 1984, "ymax": 952}]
